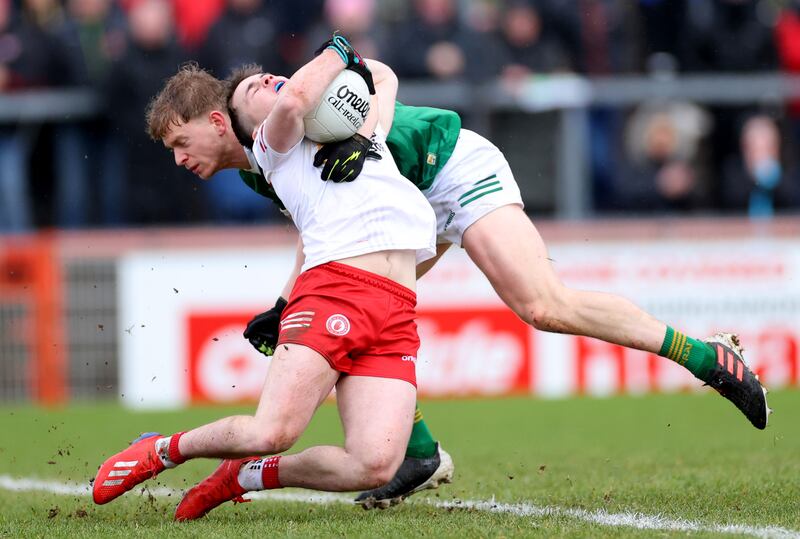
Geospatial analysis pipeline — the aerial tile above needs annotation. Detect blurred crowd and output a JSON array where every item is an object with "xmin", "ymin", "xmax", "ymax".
[{"xmin": 2, "ymin": 0, "xmax": 800, "ymax": 231}]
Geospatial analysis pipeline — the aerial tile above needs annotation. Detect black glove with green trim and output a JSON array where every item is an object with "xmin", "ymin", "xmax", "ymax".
[
  {"xmin": 313, "ymin": 133, "xmax": 381, "ymax": 183},
  {"xmin": 243, "ymin": 296, "xmax": 288, "ymax": 356}
]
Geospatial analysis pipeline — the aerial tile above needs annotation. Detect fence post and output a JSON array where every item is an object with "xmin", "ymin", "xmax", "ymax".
[{"xmin": 556, "ymin": 107, "xmax": 591, "ymax": 219}]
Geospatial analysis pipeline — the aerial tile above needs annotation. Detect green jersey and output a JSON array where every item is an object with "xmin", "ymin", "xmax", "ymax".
[
  {"xmin": 238, "ymin": 101, "xmax": 461, "ymax": 203},
  {"xmin": 386, "ymin": 102, "xmax": 461, "ymax": 191},
  {"xmin": 238, "ymin": 168, "xmax": 287, "ymax": 213}
]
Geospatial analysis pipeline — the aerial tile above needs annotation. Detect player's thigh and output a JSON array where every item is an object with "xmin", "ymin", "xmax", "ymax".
[
  {"xmin": 462, "ymin": 204, "xmax": 563, "ymax": 308},
  {"xmin": 254, "ymin": 343, "xmax": 339, "ymax": 438},
  {"xmin": 336, "ymin": 375, "xmax": 416, "ymax": 467}
]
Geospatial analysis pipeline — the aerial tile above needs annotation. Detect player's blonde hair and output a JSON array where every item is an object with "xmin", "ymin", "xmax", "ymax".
[{"xmin": 145, "ymin": 62, "xmax": 227, "ymax": 140}]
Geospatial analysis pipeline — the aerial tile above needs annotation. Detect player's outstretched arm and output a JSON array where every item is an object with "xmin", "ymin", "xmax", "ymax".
[
  {"xmin": 281, "ymin": 236, "xmax": 305, "ymax": 299},
  {"xmin": 267, "ymin": 34, "xmax": 371, "ymax": 153},
  {"xmin": 363, "ymin": 59, "xmax": 399, "ymax": 134},
  {"xmin": 266, "ymin": 49, "xmax": 347, "ymax": 152}
]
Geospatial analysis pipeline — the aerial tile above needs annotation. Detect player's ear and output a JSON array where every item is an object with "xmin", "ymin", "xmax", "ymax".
[{"xmin": 209, "ymin": 111, "xmax": 226, "ymax": 135}]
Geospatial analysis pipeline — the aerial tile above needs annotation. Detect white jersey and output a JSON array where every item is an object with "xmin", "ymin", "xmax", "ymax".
[{"xmin": 252, "ymin": 123, "xmax": 437, "ymax": 272}]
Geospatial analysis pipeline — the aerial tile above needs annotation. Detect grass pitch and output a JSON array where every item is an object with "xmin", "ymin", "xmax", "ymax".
[{"xmin": 0, "ymin": 390, "xmax": 798, "ymax": 538}]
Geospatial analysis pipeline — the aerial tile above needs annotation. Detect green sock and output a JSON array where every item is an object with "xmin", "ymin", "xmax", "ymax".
[
  {"xmin": 405, "ymin": 406, "xmax": 437, "ymax": 459},
  {"xmin": 659, "ymin": 326, "xmax": 716, "ymax": 381}
]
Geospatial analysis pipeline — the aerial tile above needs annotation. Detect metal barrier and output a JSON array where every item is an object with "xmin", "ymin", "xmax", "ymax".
[{"xmin": 4, "ymin": 72, "xmax": 800, "ymax": 218}]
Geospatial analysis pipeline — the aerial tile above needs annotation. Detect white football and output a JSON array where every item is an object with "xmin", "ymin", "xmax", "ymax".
[{"xmin": 303, "ymin": 69, "xmax": 371, "ymax": 143}]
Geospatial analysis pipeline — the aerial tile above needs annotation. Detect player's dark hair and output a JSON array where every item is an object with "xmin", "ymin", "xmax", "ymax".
[
  {"xmin": 225, "ymin": 63, "xmax": 264, "ymax": 149},
  {"xmin": 145, "ymin": 62, "xmax": 226, "ymax": 140}
]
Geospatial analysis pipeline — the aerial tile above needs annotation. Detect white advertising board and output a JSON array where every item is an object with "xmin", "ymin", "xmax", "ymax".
[{"xmin": 118, "ymin": 238, "xmax": 800, "ymax": 408}]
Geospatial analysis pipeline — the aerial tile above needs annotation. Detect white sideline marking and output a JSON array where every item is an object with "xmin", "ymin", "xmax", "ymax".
[{"xmin": 0, "ymin": 475, "xmax": 797, "ymax": 539}]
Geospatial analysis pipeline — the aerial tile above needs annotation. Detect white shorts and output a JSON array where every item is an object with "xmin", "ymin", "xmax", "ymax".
[{"xmin": 423, "ymin": 129, "xmax": 524, "ymax": 246}]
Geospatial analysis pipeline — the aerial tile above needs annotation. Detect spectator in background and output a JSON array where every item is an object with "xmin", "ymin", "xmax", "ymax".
[
  {"xmin": 106, "ymin": 0, "xmax": 207, "ymax": 225},
  {"xmin": 544, "ymin": 0, "xmax": 641, "ymax": 74},
  {"xmin": 680, "ymin": 0, "xmax": 779, "ymax": 210},
  {"xmin": 497, "ymin": 0, "xmax": 573, "ymax": 84},
  {"xmin": 615, "ymin": 101, "xmax": 712, "ymax": 212},
  {"xmin": 722, "ymin": 115, "xmax": 799, "ymax": 216},
  {"xmin": 196, "ymin": 0, "xmax": 286, "ymax": 223},
  {"xmin": 51, "ymin": 0, "xmax": 127, "ymax": 227},
  {"xmin": 170, "ymin": 0, "xmax": 224, "ymax": 50},
  {"xmin": 544, "ymin": 0, "xmax": 642, "ymax": 211},
  {"xmin": 463, "ymin": 0, "xmax": 501, "ymax": 35},
  {"xmin": 774, "ymin": 1, "xmax": 800, "ymax": 145},
  {"xmin": 681, "ymin": 0, "xmax": 777, "ymax": 74},
  {"xmin": 0, "ymin": 0, "xmax": 63, "ymax": 231},
  {"xmin": 119, "ymin": 0, "xmax": 225, "ymax": 51},
  {"xmin": 273, "ymin": 0, "xmax": 323, "ymax": 70},
  {"xmin": 198, "ymin": 0, "xmax": 284, "ymax": 77},
  {"xmin": 636, "ymin": 0, "xmax": 686, "ymax": 72},
  {"xmin": 0, "ymin": 0, "xmax": 30, "ymax": 232},
  {"xmin": 388, "ymin": 0, "xmax": 503, "ymax": 80},
  {"xmin": 304, "ymin": 0, "xmax": 382, "ymax": 62}
]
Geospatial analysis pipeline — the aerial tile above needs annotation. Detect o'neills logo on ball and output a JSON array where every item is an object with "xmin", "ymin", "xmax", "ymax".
[
  {"xmin": 326, "ymin": 314, "xmax": 351, "ymax": 336},
  {"xmin": 327, "ymin": 84, "xmax": 370, "ymax": 129}
]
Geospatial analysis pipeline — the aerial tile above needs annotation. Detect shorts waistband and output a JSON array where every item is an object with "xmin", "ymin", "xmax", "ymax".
[{"xmin": 314, "ymin": 261, "xmax": 416, "ymax": 306}]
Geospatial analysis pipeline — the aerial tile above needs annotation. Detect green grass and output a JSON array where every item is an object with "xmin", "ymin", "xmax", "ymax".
[{"xmin": 0, "ymin": 390, "xmax": 798, "ymax": 538}]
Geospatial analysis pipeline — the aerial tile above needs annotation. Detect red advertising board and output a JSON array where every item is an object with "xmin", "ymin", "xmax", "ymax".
[
  {"xmin": 187, "ymin": 312, "xmax": 270, "ymax": 403},
  {"xmin": 185, "ymin": 312, "xmax": 800, "ymax": 404},
  {"xmin": 186, "ymin": 307, "xmax": 534, "ymax": 403},
  {"xmin": 415, "ymin": 307, "xmax": 532, "ymax": 396}
]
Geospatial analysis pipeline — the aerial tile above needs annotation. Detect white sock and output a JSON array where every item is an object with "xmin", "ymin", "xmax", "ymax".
[
  {"xmin": 154, "ymin": 436, "xmax": 178, "ymax": 469},
  {"xmin": 237, "ymin": 459, "xmax": 266, "ymax": 491}
]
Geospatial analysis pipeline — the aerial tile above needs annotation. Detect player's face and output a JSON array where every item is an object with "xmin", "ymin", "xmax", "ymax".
[
  {"xmin": 162, "ymin": 116, "xmax": 225, "ymax": 179},
  {"xmin": 231, "ymin": 73, "xmax": 288, "ymax": 138}
]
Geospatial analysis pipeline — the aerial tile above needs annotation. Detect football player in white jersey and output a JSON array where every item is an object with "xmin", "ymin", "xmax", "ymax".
[
  {"xmin": 146, "ymin": 62, "xmax": 453, "ymax": 511},
  {"xmin": 92, "ymin": 35, "xmax": 439, "ymax": 521}
]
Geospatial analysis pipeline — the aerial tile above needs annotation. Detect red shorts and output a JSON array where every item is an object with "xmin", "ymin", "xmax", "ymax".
[{"xmin": 277, "ymin": 261, "xmax": 420, "ymax": 386}]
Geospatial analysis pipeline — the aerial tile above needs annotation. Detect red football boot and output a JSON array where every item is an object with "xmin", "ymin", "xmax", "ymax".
[
  {"xmin": 93, "ymin": 432, "xmax": 165, "ymax": 504},
  {"xmin": 174, "ymin": 458, "xmax": 255, "ymax": 521}
]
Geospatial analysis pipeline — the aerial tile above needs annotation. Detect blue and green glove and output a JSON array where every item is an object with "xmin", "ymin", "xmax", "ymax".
[{"xmin": 315, "ymin": 33, "xmax": 375, "ymax": 94}]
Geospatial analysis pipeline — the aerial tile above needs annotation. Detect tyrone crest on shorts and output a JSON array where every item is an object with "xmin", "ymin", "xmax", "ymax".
[{"xmin": 326, "ymin": 314, "xmax": 351, "ymax": 336}]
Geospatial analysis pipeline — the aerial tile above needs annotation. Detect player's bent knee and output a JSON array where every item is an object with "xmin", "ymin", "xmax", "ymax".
[
  {"xmin": 355, "ymin": 453, "xmax": 402, "ymax": 488},
  {"xmin": 250, "ymin": 425, "xmax": 301, "ymax": 454}
]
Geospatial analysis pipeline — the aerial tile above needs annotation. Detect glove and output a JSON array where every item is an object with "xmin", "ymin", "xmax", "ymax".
[
  {"xmin": 316, "ymin": 33, "xmax": 363, "ymax": 68},
  {"xmin": 313, "ymin": 133, "xmax": 382, "ymax": 182},
  {"xmin": 315, "ymin": 33, "xmax": 375, "ymax": 95},
  {"xmin": 243, "ymin": 296, "xmax": 288, "ymax": 356}
]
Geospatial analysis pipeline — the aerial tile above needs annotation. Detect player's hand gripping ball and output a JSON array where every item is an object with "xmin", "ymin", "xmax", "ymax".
[
  {"xmin": 304, "ymin": 33, "xmax": 374, "ymax": 143},
  {"xmin": 314, "ymin": 133, "xmax": 382, "ymax": 182},
  {"xmin": 315, "ymin": 33, "xmax": 376, "ymax": 94},
  {"xmin": 243, "ymin": 297, "xmax": 288, "ymax": 356}
]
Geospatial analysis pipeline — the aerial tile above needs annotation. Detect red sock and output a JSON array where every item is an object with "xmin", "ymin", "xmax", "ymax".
[
  {"xmin": 168, "ymin": 432, "xmax": 188, "ymax": 465},
  {"xmin": 261, "ymin": 455, "xmax": 282, "ymax": 489}
]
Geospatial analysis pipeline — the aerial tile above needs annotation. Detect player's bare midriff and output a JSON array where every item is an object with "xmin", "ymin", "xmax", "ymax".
[{"xmin": 335, "ymin": 249, "xmax": 417, "ymax": 291}]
